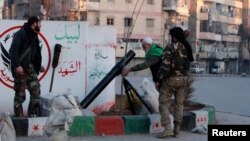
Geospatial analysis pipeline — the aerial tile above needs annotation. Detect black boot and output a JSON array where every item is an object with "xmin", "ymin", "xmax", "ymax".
[
  {"xmin": 173, "ymin": 123, "xmax": 181, "ymax": 138},
  {"xmin": 14, "ymin": 105, "xmax": 24, "ymax": 117},
  {"xmin": 156, "ymin": 127, "xmax": 173, "ymax": 138},
  {"xmin": 28, "ymin": 102, "xmax": 41, "ymax": 117}
]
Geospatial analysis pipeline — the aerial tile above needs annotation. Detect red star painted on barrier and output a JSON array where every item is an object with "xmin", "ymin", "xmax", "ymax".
[
  {"xmin": 32, "ymin": 124, "xmax": 39, "ymax": 131},
  {"xmin": 154, "ymin": 123, "xmax": 159, "ymax": 128},
  {"xmin": 197, "ymin": 117, "xmax": 207, "ymax": 123}
]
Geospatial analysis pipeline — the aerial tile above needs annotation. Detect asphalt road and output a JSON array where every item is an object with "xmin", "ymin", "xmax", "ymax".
[{"xmin": 115, "ymin": 76, "xmax": 250, "ymax": 116}]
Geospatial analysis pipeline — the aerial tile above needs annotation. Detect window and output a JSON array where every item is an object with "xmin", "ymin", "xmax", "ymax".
[
  {"xmin": 147, "ymin": 0, "xmax": 154, "ymax": 5},
  {"xmin": 107, "ymin": 17, "xmax": 114, "ymax": 25},
  {"xmin": 146, "ymin": 19, "xmax": 154, "ymax": 28},
  {"xmin": 126, "ymin": 0, "xmax": 132, "ymax": 3},
  {"xmin": 107, "ymin": 0, "xmax": 115, "ymax": 3},
  {"xmin": 124, "ymin": 18, "xmax": 133, "ymax": 27},
  {"xmin": 89, "ymin": 0, "xmax": 100, "ymax": 2}
]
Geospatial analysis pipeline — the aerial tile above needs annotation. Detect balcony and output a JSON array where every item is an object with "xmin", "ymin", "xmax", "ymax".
[
  {"xmin": 199, "ymin": 13, "xmax": 242, "ymax": 25},
  {"xmin": 203, "ymin": 0, "xmax": 242, "ymax": 8},
  {"xmin": 226, "ymin": 52, "xmax": 239, "ymax": 59},
  {"xmin": 199, "ymin": 50, "xmax": 238, "ymax": 60},
  {"xmin": 199, "ymin": 32, "xmax": 222, "ymax": 41},
  {"xmin": 85, "ymin": 1, "xmax": 100, "ymax": 11},
  {"xmin": 207, "ymin": 52, "xmax": 216, "ymax": 59},
  {"xmin": 14, "ymin": 0, "xmax": 29, "ymax": 5},
  {"xmin": 222, "ymin": 35, "xmax": 240, "ymax": 42},
  {"xmin": 79, "ymin": 0, "xmax": 87, "ymax": 11},
  {"xmin": 162, "ymin": 0, "xmax": 189, "ymax": 16},
  {"xmin": 199, "ymin": 52, "xmax": 208, "ymax": 58}
]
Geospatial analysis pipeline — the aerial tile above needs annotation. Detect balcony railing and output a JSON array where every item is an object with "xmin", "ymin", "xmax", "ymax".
[
  {"xmin": 14, "ymin": 0, "xmax": 29, "ymax": 5},
  {"xmin": 86, "ymin": 1, "xmax": 100, "ymax": 11},
  {"xmin": 199, "ymin": 51, "xmax": 239, "ymax": 59},
  {"xmin": 199, "ymin": 12, "xmax": 242, "ymax": 25},
  {"xmin": 199, "ymin": 32, "xmax": 222, "ymax": 41},
  {"xmin": 203, "ymin": 0, "xmax": 242, "ymax": 8},
  {"xmin": 222, "ymin": 35, "xmax": 240, "ymax": 42},
  {"xmin": 162, "ymin": 0, "xmax": 189, "ymax": 15},
  {"xmin": 162, "ymin": 0, "xmax": 176, "ymax": 10}
]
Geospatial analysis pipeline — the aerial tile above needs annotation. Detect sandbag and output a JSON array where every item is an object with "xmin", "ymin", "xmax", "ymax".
[
  {"xmin": 44, "ymin": 89, "xmax": 82, "ymax": 140},
  {"xmin": 0, "ymin": 113, "xmax": 16, "ymax": 141},
  {"xmin": 140, "ymin": 78, "xmax": 159, "ymax": 113}
]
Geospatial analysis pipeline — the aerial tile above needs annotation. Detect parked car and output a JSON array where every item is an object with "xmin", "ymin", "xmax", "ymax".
[
  {"xmin": 211, "ymin": 66, "xmax": 223, "ymax": 74},
  {"xmin": 190, "ymin": 63, "xmax": 205, "ymax": 74}
]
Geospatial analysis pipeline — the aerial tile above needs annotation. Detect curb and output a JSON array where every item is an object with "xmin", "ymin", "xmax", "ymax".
[
  {"xmin": 193, "ymin": 74, "xmax": 250, "ymax": 77},
  {"xmin": 11, "ymin": 104, "xmax": 215, "ymax": 137}
]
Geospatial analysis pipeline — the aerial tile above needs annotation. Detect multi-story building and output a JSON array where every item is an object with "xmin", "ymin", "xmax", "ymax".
[
  {"xmin": 240, "ymin": 0, "xmax": 250, "ymax": 74},
  {"xmin": 2, "ymin": 0, "xmax": 42, "ymax": 19},
  {"xmin": 162, "ymin": 0, "xmax": 190, "ymax": 46},
  {"xmin": 2, "ymin": 0, "xmax": 10, "ymax": 19},
  {"xmin": 43, "ymin": 0, "xmax": 165, "ymax": 57},
  {"xmin": 60, "ymin": 0, "xmax": 164, "ymax": 76},
  {"xmin": 189, "ymin": 0, "xmax": 243, "ymax": 74},
  {"xmin": 84, "ymin": 0, "xmax": 165, "ymax": 74},
  {"xmin": 49, "ymin": 0, "xmax": 79, "ymax": 21},
  {"xmin": 0, "ymin": 1, "xmax": 3, "ymax": 19},
  {"xmin": 81, "ymin": 0, "xmax": 164, "ymax": 59}
]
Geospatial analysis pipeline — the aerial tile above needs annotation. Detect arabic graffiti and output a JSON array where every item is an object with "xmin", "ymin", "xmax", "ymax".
[
  {"xmin": 54, "ymin": 23, "xmax": 80, "ymax": 44},
  {"xmin": 89, "ymin": 65, "xmax": 108, "ymax": 80},
  {"xmin": 95, "ymin": 49, "xmax": 108, "ymax": 60},
  {"xmin": 58, "ymin": 60, "xmax": 81, "ymax": 77},
  {"xmin": 88, "ymin": 44, "xmax": 115, "ymax": 80},
  {"xmin": 4, "ymin": 34, "xmax": 10, "ymax": 43},
  {"xmin": 0, "ymin": 68, "xmax": 13, "ymax": 83},
  {"xmin": 86, "ymin": 43, "xmax": 116, "ymax": 49}
]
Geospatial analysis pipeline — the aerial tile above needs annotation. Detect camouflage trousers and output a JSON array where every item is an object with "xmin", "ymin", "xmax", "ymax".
[
  {"xmin": 13, "ymin": 64, "xmax": 41, "ymax": 117},
  {"xmin": 158, "ymin": 76, "xmax": 187, "ymax": 129}
]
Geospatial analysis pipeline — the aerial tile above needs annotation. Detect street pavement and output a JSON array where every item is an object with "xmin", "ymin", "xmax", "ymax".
[
  {"xmin": 17, "ymin": 76, "xmax": 250, "ymax": 141},
  {"xmin": 115, "ymin": 76, "xmax": 250, "ymax": 116}
]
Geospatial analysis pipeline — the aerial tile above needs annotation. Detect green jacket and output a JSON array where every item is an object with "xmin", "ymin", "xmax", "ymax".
[
  {"xmin": 145, "ymin": 43, "xmax": 163, "ymax": 60},
  {"xmin": 131, "ymin": 43, "xmax": 163, "ymax": 82}
]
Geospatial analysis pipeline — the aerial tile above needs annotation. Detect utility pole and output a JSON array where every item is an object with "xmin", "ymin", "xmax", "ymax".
[{"xmin": 78, "ymin": 0, "xmax": 80, "ymax": 21}]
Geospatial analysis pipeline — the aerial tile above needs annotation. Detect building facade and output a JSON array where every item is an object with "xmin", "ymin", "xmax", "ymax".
[
  {"xmin": 83, "ymin": 0, "xmax": 164, "ymax": 59},
  {"xmin": 0, "ymin": 1, "xmax": 3, "ymax": 19},
  {"xmin": 2, "ymin": 0, "xmax": 42, "ymax": 19},
  {"xmin": 44, "ymin": 0, "xmax": 164, "ymax": 56},
  {"xmin": 79, "ymin": 0, "xmax": 165, "ymax": 76},
  {"xmin": 240, "ymin": 0, "xmax": 250, "ymax": 74},
  {"xmin": 162, "ymin": 0, "xmax": 190, "ymax": 46},
  {"xmin": 189, "ymin": 0, "xmax": 243, "ymax": 74}
]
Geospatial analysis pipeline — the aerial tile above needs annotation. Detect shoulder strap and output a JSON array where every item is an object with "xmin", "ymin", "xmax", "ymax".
[
  {"xmin": 19, "ymin": 47, "xmax": 31, "ymax": 63},
  {"xmin": 18, "ymin": 35, "xmax": 37, "ymax": 63}
]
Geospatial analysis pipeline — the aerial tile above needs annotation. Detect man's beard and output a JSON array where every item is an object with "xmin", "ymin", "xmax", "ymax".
[{"xmin": 35, "ymin": 26, "xmax": 40, "ymax": 32}]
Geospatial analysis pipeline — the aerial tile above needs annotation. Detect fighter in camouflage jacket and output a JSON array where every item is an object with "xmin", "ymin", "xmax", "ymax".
[
  {"xmin": 155, "ymin": 27, "xmax": 194, "ymax": 139},
  {"xmin": 156, "ymin": 41, "xmax": 190, "ymax": 82}
]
